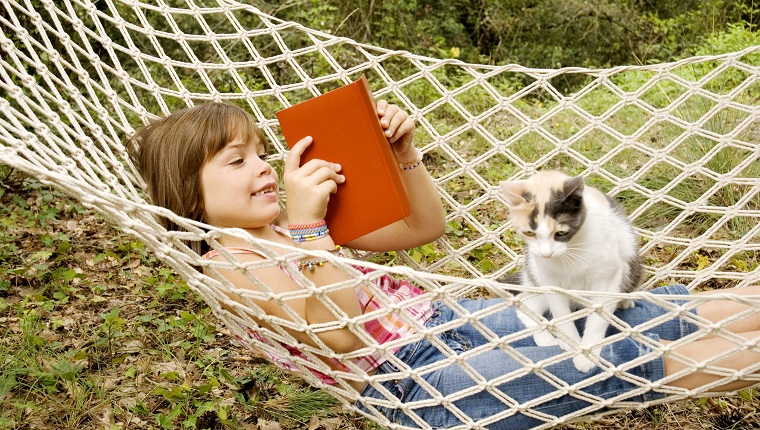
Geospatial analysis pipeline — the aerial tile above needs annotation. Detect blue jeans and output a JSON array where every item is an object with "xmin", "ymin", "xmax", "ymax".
[{"xmin": 357, "ymin": 285, "xmax": 697, "ymax": 429}]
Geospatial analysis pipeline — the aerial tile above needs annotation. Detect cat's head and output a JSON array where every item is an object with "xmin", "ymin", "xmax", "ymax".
[{"xmin": 499, "ymin": 171, "xmax": 586, "ymax": 259}]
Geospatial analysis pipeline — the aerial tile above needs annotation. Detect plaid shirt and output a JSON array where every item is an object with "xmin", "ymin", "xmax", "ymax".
[{"xmin": 203, "ymin": 246, "xmax": 433, "ymax": 385}]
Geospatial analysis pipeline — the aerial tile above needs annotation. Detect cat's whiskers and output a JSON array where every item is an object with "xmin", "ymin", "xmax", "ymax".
[
  {"xmin": 564, "ymin": 239, "xmax": 594, "ymax": 248},
  {"xmin": 563, "ymin": 242, "xmax": 596, "ymax": 257},
  {"xmin": 560, "ymin": 241, "xmax": 593, "ymax": 259},
  {"xmin": 558, "ymin": 249, "xmax": 592, "ymax": 274},
  {"xmin": 558, "ymin": 259, "xmax": 586, "ymax": 280}
]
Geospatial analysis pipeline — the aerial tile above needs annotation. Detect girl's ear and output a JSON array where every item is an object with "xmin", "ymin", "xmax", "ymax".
[{"xmin": 499, "ymin": 180, "xmax": 529, "ymax": 208}]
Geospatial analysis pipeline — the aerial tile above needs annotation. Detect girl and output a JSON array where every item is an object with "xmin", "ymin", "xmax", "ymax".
[{"xmin": 127, "ymin": 101, "xmax": 760, "ymax": 429}]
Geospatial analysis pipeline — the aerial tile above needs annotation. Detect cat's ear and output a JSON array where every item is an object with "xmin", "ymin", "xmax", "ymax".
[
  {"xmin": 565, "ymin": 175, "xmax": 585, "ymax": 197},
  {"xmin": 499, "ymin": 181, "xmax": 529, "ymax": 208}
]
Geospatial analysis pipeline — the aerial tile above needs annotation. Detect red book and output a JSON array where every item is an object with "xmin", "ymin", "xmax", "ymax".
[{"xmin": 275, "ymin": 75, "xmax": 412, "ymax": 245}]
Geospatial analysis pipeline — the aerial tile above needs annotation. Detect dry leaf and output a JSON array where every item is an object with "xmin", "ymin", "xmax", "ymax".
[{"xmin": 256, "ymin": 419, "xmax": 283, "ymax": 430}]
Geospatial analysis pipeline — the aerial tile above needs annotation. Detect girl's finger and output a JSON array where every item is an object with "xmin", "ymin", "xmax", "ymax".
[
  {"xmin": 376, "ymin": 99, "xmax": 389, "ymax": 116},
  {"xmin": 284, "ymin": 136, "xmax": 313, "ymax": 172},
  {"xmin": 379, "ymin": 104, "xmax": 399, "ymax": 128},
  {"xmin": 385, "ymin": 110, "xmax": 409, "ymax": 140},
  {"xmin": 302, "ymin": 165, "xmax": 345, "ymax": 187},
  {"xmin": 388, "ymin": 116, "xmax": 414, "ymax": 143},
  {"xmin": 317, "ymin": 179, "xmax": 339, "ymax": 196},
  {"xmin": 298, "ymin": 158, "xmax": 342, "ymax": 177}
]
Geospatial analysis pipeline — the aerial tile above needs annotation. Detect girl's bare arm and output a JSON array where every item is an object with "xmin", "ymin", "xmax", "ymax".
[{"xmin": 209, "ymin": 253, "xmax": 365, "ymax": 354}]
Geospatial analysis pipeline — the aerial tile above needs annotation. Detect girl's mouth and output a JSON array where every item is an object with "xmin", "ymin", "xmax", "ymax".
[{"xmin": 252, "ymin": 185, "xmax": 276, "ymax": 197}]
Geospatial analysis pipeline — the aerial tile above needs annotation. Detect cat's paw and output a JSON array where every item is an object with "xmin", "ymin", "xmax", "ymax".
[
  {"xmin": 619, "ymin": 299, "xmax": 635, "ymax": 309},
  {"xmin": 533, "ymin": 331, "xmax": 559, "ymax": 347},
  {"xmin": 573, "ymin": 355, "xmax": 596, "ymax": 373},
  {"xmin": 573, "ymin": 346, "xmax": 603, "ymax": 372},
  {"xmin": 556, "ymin": 337, "xmax": 573, "ymax": 352},
  {"xmin": 555, "ymin": 333, "xmax": 582, "ymax": 352}
]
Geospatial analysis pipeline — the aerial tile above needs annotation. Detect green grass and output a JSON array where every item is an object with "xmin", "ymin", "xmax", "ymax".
[
  {"xmin": 0, "ymin": 170, "xmax": 375, "ymax": 430},
  {"xmin": 1, "ymin": 165, "xmax": 758, "ymax": 429}
]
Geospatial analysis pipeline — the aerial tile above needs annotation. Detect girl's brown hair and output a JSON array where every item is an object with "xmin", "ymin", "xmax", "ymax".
[{"xmin": 127, "ymin": 103, "xmax": 265, "ymax": 245}]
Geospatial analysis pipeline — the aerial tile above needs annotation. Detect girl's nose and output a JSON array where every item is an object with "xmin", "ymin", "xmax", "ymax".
[{"xmin": 255, "ymin": 157, "xmax": 273, "ymax": 176}]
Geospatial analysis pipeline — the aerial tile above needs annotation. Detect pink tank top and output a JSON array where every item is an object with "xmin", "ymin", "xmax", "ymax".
[{"xmin": 202, "ymin": 227, "xmax": 433, "ymax": 384}]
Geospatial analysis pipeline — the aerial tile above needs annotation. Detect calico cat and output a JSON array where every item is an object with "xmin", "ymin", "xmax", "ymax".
[{"xmin": 499, "ymin": 171, "xmax": 642, "ymax": 372}]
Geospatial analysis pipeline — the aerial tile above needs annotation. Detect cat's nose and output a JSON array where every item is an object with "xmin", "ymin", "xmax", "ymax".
[{"xmin": 538, "ymin": 244, "xmax": 554, "ymax": 258}]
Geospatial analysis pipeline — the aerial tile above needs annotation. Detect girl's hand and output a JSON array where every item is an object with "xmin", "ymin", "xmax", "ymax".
[
  {"xmin": 283, "ymin": 136, "xmax": 345, "ymax": 224},
  {"xmin": 376, "ymin": 100, "xmax": 417, "ymax": 163}
]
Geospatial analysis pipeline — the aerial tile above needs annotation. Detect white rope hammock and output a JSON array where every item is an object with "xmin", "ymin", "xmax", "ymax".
[{"xmin": 1, "ymin": 0, "xmax": 760, "ymax": 428}]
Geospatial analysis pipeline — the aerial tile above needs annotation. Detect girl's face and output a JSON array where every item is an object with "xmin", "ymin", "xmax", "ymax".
[{"xmin": 200, "ymin": 135, "xmax": 280, "ymax": 229}]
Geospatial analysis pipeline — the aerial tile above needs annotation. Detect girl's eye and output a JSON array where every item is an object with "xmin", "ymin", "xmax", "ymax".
[
  {"xmin": 257, "ymin": 153, "xmax": 268, "ymax": 161},
  {"xmin": 522, "ymin": 230, "xmax": 535, "ymax": 237},
  {"xmin": 229, "ymin": 158, "xmax": 244, "ymax": 166}
]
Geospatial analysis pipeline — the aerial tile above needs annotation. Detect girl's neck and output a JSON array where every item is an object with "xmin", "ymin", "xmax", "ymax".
[{"xmin": 218, "ymin": 223, "xmax": 290, "ymax": 248}]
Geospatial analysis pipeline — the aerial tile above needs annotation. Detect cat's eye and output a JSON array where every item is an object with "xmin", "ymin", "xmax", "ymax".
[
  {"xmin": 555, "ymin": 231, "xmax": 568, "ymax": 237},
  {"xmin": 522, "ymin": 231, "xmax": 535, "ymax": 237}
]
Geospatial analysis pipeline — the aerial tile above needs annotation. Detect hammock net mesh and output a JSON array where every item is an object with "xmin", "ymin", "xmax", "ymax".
[{"xmin": 1, "ymin": 0, "xmax": 759, "ymax": 428}]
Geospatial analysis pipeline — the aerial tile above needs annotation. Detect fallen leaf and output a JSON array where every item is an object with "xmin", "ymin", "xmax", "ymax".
[{"xmin": 257, "ymin": 419, "xmax": 283, "ymax": 430}]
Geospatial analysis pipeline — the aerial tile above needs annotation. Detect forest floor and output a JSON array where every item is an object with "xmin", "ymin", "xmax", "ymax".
[{"xmin": 1, "ymin": 171, "xmax": 758, "ymax": 429}]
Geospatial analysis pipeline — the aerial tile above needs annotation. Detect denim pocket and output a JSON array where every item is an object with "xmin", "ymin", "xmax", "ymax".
[{"xmin": 446, "ymin": 328, "xmax": 472, "ymax": 353}]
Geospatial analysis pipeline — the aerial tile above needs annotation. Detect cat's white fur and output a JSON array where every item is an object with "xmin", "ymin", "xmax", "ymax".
[{"xmin": 499, "ymin": 171, "xmax": 641, "ymax": 372}]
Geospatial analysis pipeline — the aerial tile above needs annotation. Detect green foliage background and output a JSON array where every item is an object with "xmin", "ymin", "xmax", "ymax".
[
  {"xmin": 251, "ymin": 0, "xmax": 758, "ymax": 67},
  {"xmin": 9, "ymin": 0, "xmax": 757, "ymax": 119}
]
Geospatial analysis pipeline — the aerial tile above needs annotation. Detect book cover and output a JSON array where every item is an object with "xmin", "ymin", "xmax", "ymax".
[{"xmin": 275, "ymin": 75, "xmax": 412, "ymax": 245}]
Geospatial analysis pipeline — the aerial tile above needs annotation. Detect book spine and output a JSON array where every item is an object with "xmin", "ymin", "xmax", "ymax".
[{"xmin": 356, "ymin": 78, "xmax": 412, "ymax": 215}]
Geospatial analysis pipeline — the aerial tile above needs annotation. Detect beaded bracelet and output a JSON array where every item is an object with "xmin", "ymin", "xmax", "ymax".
[
  {"xmin": 289, "ymin": 220, "xmax": 329, "ymax": 243},
  {"xmin": 296, "ymin": 246, "xmax": 343, "ymax": 272},
  {"xmin": 399, "ymin": 148, "xmax": 423, "ymax": 171}
]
